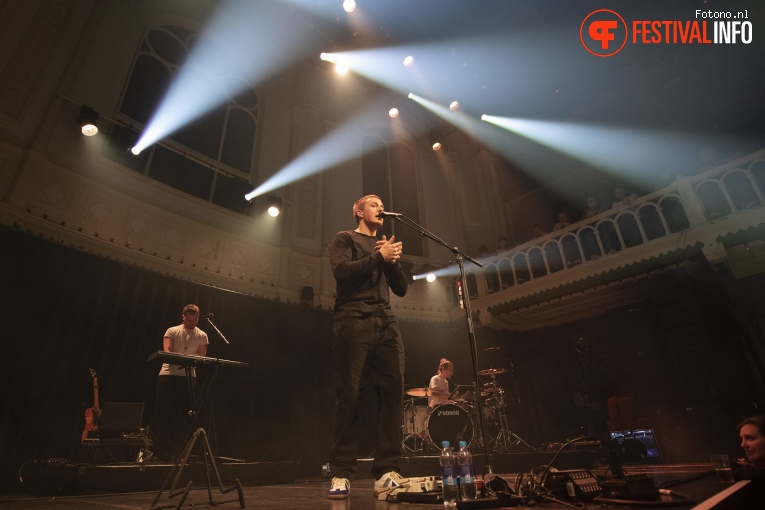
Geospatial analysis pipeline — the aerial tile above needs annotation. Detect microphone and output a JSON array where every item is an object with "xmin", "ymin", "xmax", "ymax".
[
  {"xmin": 201, "ymin": 313, "xmax": 214, "ymax": 319},
  {"xmin": 377, "ymin": 211, "xmax": 402, "ymax": 218}
]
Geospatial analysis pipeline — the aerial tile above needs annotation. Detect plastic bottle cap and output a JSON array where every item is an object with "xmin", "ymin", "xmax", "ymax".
[
  {"xmin": 459, "ymin": 441, "xmax": 466, "ymax": 447},
  {"xmin": 442, "ymin": 441, "xmax": 450, "ymax": 447}
]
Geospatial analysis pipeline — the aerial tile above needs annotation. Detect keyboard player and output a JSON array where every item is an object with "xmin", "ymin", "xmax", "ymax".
[{"xmin": 149, "ymin": 304, "xmax": 209, "ymax": 462}]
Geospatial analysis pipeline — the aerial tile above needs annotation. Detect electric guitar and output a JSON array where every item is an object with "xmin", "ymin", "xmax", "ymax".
[{"xmin": 82, "ymin": 368, "xmax": 102, "ymax": 441}]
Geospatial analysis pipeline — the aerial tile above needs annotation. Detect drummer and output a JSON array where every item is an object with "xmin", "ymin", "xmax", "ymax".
[{"xmin": 428, "ymin": 358, "xmax": 454, "ymax": 408}]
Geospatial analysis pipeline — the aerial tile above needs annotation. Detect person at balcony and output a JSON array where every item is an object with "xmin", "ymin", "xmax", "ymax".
[
  {"xmin": 553, "ymin": 212, "xmax": 582, "ymax": 267},
  {"xmin": 327, "ymin": 194, "xmax": 410, "ymax": 500},
  {"xmin": 552, "ymin": 211, "xmax": 573, "ymax": 231},
  {"xmin": 611, "ymin": 186, "xmax": 639, "ymax": 209},
  {"xmin": 531, "ymin": 224, "xmax": 549, "ymax": 239},
  {"xmin": 150, "ymin": 304, "xmax": 209, "ymax": 462},
  {"xmin": 428, "ymin": 359, "xmax": 454, "ymax": 408},
  {"xmin": 479, "ymin": 244, "xmax": 501, "ymax": 293}
]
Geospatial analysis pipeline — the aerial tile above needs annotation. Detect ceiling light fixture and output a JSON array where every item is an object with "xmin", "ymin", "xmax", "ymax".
[
  {"xmin": 77, "ymin": 106, "xmax": 99, "ymax": 136},
  {"xmin": 342, "ymin": 0, "xmax": 356, "ymax": 13},
  {"xmin": 403, "ymin": 55, "xmax": 414, "ymax": 67},
  {"xmin": 389, "ymin": 108, "xmax": 399, "ymax": 118},
  {"xmin": 267, "ymin": 195, "xmax": 284, "ymax": 217}
]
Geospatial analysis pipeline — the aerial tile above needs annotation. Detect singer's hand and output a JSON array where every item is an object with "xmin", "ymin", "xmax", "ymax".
[{"xmin": 378, "ymin": 235, "xmax": 402, "ymax": 264}]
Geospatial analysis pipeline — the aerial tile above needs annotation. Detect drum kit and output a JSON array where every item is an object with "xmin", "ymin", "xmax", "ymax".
[{"xmin": 402, "ymin": 366, "xmax": 530, "ymax": 454}]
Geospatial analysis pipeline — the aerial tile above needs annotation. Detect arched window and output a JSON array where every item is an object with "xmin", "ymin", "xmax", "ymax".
[
  {"xmin": 105, "ymin": 25, "xmax": 259, "ymax": 215},
  {"xmin": 361, "ymin": 134, "xmax": 424, "ymax": 257}
]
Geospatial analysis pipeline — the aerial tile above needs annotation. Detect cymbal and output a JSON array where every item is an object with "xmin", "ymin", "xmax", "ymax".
[
  {"xmin": 405, "ymin": 387, "xmax": 449, "ymax": 397},
  {"xmin": 483, "ymin": 347, "xmax": 501, "ymax": 352},
  {"xmin": 478, "ymin": 367, "xmax": 508, "ymax": 376},
  {"xmin": 480, "ymin": 389, "xmax": 493, "ymax": 396}
]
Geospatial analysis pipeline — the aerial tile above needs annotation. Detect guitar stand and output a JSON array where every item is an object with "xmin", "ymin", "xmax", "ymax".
[{"xmin": 149, "ymin": 428, "xmax": 245, "ymax": 510}]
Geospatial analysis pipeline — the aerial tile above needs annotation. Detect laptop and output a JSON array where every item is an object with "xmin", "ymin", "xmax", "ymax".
[{"xmin": 94, "ymin": 402, "xmax": 145, "ymax": 438}]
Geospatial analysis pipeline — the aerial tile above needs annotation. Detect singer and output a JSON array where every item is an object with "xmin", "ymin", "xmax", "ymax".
[
  {"xmin": 149, "ymin": 303, "xmax": 209, "ymax": 462},
  {"xmin": 327, "ymin": 195, "xmax": 410, "ymax": 499}
]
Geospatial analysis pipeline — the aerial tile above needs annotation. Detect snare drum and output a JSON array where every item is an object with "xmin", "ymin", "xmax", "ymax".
[{"xmin": 425, "ymin": 403, "xmax": 474, "ymax": 448}]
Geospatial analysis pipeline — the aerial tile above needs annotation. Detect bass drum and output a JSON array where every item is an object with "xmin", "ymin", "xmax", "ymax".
[{"xmin": 425, "ymin": 403, "xmax": 474, "ymax": 449}]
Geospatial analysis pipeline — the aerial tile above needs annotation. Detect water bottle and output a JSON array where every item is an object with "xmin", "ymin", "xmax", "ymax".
[
  {"xmin": 440, "ymin": 441, "xmax": 459, "ymax": 506},
  {"xmin": 456, "ymin": 441, "xmax": 476, "ymax": 500}
]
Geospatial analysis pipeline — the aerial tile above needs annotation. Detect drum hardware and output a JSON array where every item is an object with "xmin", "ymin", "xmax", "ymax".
[
  {"xmin": 402, "ymin": 398, "xmax": 427, "ymax": 453},
  {"xmin": 477, "ymin": 367, "xmax": 508, "ymax": 376},
  {"xmin": 477, "ymin": 367, "xmax": 532, "ymax": 451}
]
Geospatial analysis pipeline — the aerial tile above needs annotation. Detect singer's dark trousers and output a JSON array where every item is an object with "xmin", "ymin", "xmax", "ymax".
[{"xmin": 329, "ymin": 315, "xmax": 405, "ymax": 480}]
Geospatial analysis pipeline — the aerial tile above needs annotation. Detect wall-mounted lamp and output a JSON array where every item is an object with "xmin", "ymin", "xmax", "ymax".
[
  {"xmin": 267, "ymin": 194, "xmax": 284, "ymax": 217},
  {"xmin": 77, "ymin": 106, "xmax": 99, "ymax": 136}
]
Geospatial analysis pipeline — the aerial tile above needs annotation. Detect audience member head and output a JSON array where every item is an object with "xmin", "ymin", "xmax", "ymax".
[
  {"xmin": 586, "ymin": 196, "xmax": 598, "ymax": 210},
  {"xmin": 497, "ymin": 236, "xmax": 509, "ymax": 251},
  {"xmin": 738, "ymin": 415, "xmax": 765, "ymax": 467},
  {"xmin": 531, "ymin": 224, "xmax": 548, "ymax": 238}
]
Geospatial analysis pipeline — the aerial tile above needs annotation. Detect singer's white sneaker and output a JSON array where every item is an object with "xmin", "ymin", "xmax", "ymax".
[
  {"xmin": 327, "ymin": 477, "xmax": 349, "ymax": 499},
  {"xmin": 374, "ymin": 471, "xmax": 409, "ymax": 496}
]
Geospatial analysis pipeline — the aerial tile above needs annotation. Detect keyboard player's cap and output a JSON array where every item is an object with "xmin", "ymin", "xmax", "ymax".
[{"xmin": 183, "ymin": 304, "xmax": 199, "ymax": 315}]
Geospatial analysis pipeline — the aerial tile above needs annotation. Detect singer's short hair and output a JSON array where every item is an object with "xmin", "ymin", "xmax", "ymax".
[
  {"xmin": 352, "ymin": 195, "xmax": 381, "ymax": 224},
  {"xmin": 438, "ymin": 358, "xmax": 453, "ymax": 373},
  {"xmin": 183, "ymin": 304, "xmax": 200, "ymax": 315}
]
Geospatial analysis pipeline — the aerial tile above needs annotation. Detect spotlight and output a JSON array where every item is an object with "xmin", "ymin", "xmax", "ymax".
[
  {"xmin": 389, "ymin": 108, "xmax": 399, "ymax": 118},
  {"xmin": 449, "ymin": 101, "xmax": 460, "ymax": 111},
  {"xmin": 426, "ymin": 273, "xmax": 436, "ymax": 282},
  {"xmin": 403, "ymin": 55, "xmax": 414, "ymax": 67},
  {"xmin": 342, "ymin": 0, "xmax": 356, "ymax": 13},
  {"xmin": 267, "ymin": 195, "xmax": 283, "ymax": 217},
  {"xmin": 77, "ymin": 106, "xmax": 99, "ymax": 136},
  {"xmin": 335, "ymin": 63, "xmax": 349, "ymax": 75},
  {"xmin": 432, "ymin": 142, "xmax": 442, "ymax": 151}
]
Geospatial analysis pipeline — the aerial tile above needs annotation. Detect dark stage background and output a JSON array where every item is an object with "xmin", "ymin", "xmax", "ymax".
[{"xmin": 0, "ymin": 225, "xmax": 759, "ymax": 491}]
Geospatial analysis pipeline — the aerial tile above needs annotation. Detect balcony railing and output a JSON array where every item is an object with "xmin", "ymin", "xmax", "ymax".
[{"xmin": 467, "ymin": 148, "xmax": 765, "ymax": 299}]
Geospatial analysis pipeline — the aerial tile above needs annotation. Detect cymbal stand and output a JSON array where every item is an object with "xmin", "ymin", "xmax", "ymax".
[
  {"xmin": 401, "ymin": 398, "xmax": 423, "ymax": 454},
  {"xmin": 478, "ymin": 370, "xmax": 532, "ymax": 451},
  {"xmin": 490, "ymin": 404, "xmax": 530, "ymax": 450}
]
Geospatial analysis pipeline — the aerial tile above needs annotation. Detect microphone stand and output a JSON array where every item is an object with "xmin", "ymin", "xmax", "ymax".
[
  {"xmin": 384, "ymin": 213, "xmax": 494, "ymax": 475},
  {"xmin": 205, "ymin": 316, "xmax": 229, "ymax": 345}
]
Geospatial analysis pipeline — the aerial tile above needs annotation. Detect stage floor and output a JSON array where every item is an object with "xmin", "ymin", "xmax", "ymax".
[{"xmin": 0, "ymin": 463, "xmax": 743, "ymax": 509}]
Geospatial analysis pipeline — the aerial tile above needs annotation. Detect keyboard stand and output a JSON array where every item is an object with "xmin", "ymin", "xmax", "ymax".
[{"xmin": 149, "ymin": 428, "xmax": 245, "ymax": 509}]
